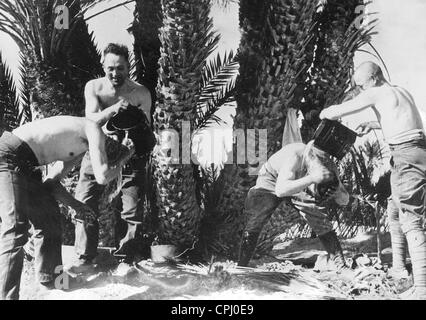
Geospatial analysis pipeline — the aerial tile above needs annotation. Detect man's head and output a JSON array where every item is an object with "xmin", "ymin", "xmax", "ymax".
[
  {"xmin": 304, "ymin": 141, "xmax": 336, "ymax": 172},
  {"xmin": 102, "ymin": 43, "xmax": 130, "ymax": 88},
  {"xmin": 353, "ymin": 61, "xmax": 386, "ymax": 90},
  {"xmin": 304, "ymin": 141, "xmax": 348, "ymax": 204}
]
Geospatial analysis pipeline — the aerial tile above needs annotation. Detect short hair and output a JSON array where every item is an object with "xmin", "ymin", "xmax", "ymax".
[
  {"xmin": 304, "ymin": 141, "xmax": 339, "ymax": 187},
  {"xmin": 354, "ymin": 61, "xmax": 386, "ymax": 84},
  {"xmin": 304, "ymin": 141, "xmax": 335, "ymax": 167},
  {"xmin": 103, "ymin": 43, "xmax": 130, "ymax": 62}
]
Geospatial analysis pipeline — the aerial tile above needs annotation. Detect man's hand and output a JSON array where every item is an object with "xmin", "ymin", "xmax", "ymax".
[
  {"xmin": 112, "ymin": 98, "xmax": 130, "ymax": 115},
  {"xmin": 122, "ymin": 136, "xmax": 135, "ymax": 160},
  {"xmin": 309, "ymin": 167, "xmax": 334, "ymax": 184},
  {"xmin": 322, "ymin": 184, "xmax": 338, "ymax": 199},
  {"xmin": 355, "ymin": 121, "xmax": 380, "ymax": 137},
  {"xmin": 319, "ymin": 108, "xmax": 332, "ymax": 120},
  {"xmin": 72, "ymin": 202, "xmax": 97, "ymax": 225}
]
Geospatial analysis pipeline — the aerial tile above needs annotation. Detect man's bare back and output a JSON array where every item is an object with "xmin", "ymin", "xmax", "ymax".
[
  {"xmin": 12, "ymin": 116, "xmax": 133, "ymax": 185},
  {"xmin": 12, "ymin": 116, "xmax": 90, "ymax": 165},
  {"xmin": 266, "ymin": 143, "xmax": 305, "ymax": 174}
]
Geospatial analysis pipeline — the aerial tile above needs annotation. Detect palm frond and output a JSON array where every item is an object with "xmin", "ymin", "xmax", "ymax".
[
  {"xmin": 83, "ymin": 0, "xmax": 136, "ymax": 22},
  {"xmin": 0, "ymin": 52, "xmax": 20, "ymax": 130},
  {"xmin": 195, "ymin": 80, "xmax": 236, "ymax": 130},
  {"xmin": 17, "ymin": 52, "xmax": 32, "ymax": 124},
  {"xmin": 197, "ymin": 51, "xmax": 239, "ymax": 106}
]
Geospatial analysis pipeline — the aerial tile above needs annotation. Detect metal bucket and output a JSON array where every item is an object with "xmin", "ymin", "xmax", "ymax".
[
  {"xmin": 150, "ymin": 244, "xmax": 177, "ymax": 263},
  {"xmin": 313, "ymin": 119, "xmax": 357, "ymax": 160}
]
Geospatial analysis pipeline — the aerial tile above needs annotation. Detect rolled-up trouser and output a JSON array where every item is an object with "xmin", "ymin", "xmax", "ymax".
[
  {"xmin": 74, "ymin": 152, "xmax": 146, "ymax": 261},
  {"xmin": 389, "ymin": 138, "xmax": 426, "ymax": 297},
  {"xmin": 243, "ymin": 188, "xmax": 333, "ymax": 237},
  {"xmin": 387, "ymin": 197, "xmax": 407, "ymax": 271}
]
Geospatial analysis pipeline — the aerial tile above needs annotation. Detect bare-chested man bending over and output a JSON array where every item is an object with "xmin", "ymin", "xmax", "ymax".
[
  {"xmin": 320, "ymin": 61, "xmax": 426, "ymax": 299},
  {"xmin": 238, "ymin": 141, "xmax": 350, "ymax": 271},
  {"xmin": 0, "ymin": 116, "xmax": 133, "ymax": 300}
]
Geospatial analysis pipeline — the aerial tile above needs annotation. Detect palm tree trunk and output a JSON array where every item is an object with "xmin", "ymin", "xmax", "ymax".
[
  {"xmin": 130, "ymin": 0, "xmax": 162, "ymax": 106},
  {"xmin": 152, "ymin": 0, "xmax": 219, "ymax": 249}
]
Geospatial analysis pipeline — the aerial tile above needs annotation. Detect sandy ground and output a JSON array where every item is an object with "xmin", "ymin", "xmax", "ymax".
[{"xmin": 19, "ymin": 231, "xmax": 413, "ymax": 300}]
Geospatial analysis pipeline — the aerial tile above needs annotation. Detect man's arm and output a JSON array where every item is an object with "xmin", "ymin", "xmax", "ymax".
[
  {"xmin": 323, "ymin": 180, "xmax": 350, "ymax": 206},
  {"xmin": 135, "ymin": 85, "xmax": 152, "ymax": 125},
  {"xmin": 43, "ymin": 155, "xmax": 85, "ymax": 209},
  {"xmin": 334, "ymin": 181, "xmax": 350, "ymax": 206},
  {"xmin": 84, "ymin": 80, "xmax": 125, "ymax": 126},
  {"xmin": 320, "ymin": 89, "xmax": 377, "ymax": 120},
  {"xmin": 85, "ymin": 120, "xmax": 134, "ymax": 184},
  {"xmin": 43, "ymin": 156, "xmax": 97, "ymax": 224},
  {"xmin": 275, "ymin": 155, "xmax": 333, "ymax": 198}
]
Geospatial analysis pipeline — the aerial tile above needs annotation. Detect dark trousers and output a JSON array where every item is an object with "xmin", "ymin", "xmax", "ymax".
[
  {"xmin": 244, "ymin": 188, "xmax": 333, "ymax": 237},
  {"xmin": 74, "ymin": 153, "xmax": 147, "ymax": 261},
  {"xmin": 0, "ymin": 132, "xmax": 62, "ymax": 300}
]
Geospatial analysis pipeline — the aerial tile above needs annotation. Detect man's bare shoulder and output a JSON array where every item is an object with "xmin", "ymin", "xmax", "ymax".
[
  {"xmin": 366, "ymin": 85, "xmax": 393, "ymax": 99},
  {"xmin": 126, "ymin": 79, "xmax": 149, "ymax": 96},
  {"xmin": 86, "ymin": 77, "xmax": 106, "ymax": 91},
  {"xmin": 371, "ymin": 85, "xmax": 399, "ymax": 105},
  {"xmin": 272, "ymin": 143, "xmax": 305, "ymax": 163},
  {"xmin": 282, "ymin": 143, "xmax": 306, "ymax": 155}
]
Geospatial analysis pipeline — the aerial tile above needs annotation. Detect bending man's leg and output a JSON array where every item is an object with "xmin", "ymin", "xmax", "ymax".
[
  {"xmin": 238, "ymin": 188, "xmax": 281, "ymax": 267},
  {"xmin": 292, "ymin": 199, "xmax": 347, "ymax": 270},
  {"xmin": 0, "ymin": 171, "xmax": 29, "ymax": 300},
  {"xmin": 29, "ymin": 185, "xmax": 62, "ymax": 286}
]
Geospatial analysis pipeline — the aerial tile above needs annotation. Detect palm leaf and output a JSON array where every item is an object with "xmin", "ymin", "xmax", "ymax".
[
  {"xmin": 17, "ymin": 52, "xmax": 32, "ymax": 124},
  {"xmin": 194, "ymin": 51, "xmax": 239, "ymax": 129},
  {"xmin": 198, "ymin": 51, "xmax": 239, "ymax": 103},
  {"xmin": 0, "ymin": 52, "xmax": 20, "ymax": 130}
]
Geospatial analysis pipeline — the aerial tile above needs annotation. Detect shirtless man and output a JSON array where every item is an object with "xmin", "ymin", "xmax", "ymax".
[
  {"xmin": 0, "ymin": 116, "xmax": 134, "ymax": 300},
  {"xmin": 69, "ymin": 43, "xmax": 153, "ymax": 274},
  {"xmin": 238, "ymin": 141, "xmax": 350, "ymax": 271},
  {"xmin": 320, "ymin": 61, "xmax": 426, "ymax": 299}
]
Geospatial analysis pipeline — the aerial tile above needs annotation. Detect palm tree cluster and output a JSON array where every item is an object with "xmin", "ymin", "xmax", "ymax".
[
  {"xmin": 0, "ymin": 0, "xmax": 379, "ymax": 261},
  {"xmin": 0, "ymin": 0, "xmax": 103, "ymax": 119}
]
